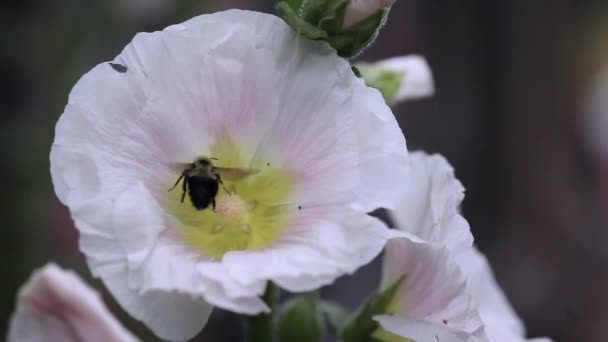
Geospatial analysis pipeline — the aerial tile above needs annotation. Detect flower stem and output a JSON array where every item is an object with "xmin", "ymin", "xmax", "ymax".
[{"xmin": 248, "ymin": 282, "xmax": 278, "ymax": 342}]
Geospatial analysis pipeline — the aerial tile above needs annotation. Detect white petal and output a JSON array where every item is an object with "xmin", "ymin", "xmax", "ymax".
[
  {"xmin": 7, "ymin": 264, "xmax": 137, "ymax": 342},
  {"xmin": 68, "ymin": 188, "xmax": 215, "ymax": 341},
  {"xmin": 101, "ymin": 261, "xmax": 212, "ymax": 342},
  {"xmin": 222, "ymin": 214, "xmax": 395, "ymax": 292},
  {"xmin": 389, "ymin": 151, "xmax": 473, "ymax": 254},
  {"xmin": 352, "ymin": 78, "xmax": 409, "ymax": 212},
  {"xmin": 456, "ymin": 248, "xmax": 553, "ymax": 342},
  {"xmin": 381, "ymin": 238, "xmax": 485, "ymax": 338},
  {"xmin": 456, "ymin": 248, "xmax": 524, "ymax": 338}
]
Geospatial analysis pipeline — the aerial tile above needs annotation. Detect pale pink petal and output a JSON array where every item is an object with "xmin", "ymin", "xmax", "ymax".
[
  {"xmin": 381, "ymin": 238, "xmax": 485, "ymax": 339},
  {"xmin": 374, "ymin": 315, "xmax": 473, "ymax": 342}
]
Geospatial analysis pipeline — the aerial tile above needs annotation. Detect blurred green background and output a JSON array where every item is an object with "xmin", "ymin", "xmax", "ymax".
[{"xmin": 3, "ymin": 0, "xmax": 608, "ymax": 341}]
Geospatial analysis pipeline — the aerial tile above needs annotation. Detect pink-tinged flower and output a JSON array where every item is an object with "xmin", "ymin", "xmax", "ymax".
[
  {"xmin": 50, "ymin": 9, "xmax": 408, "ymax": 341},
  {"xmin": 343, "ymin": 0, "xmax": 396, "ymax": 29},
  {"xmin": 388, "ymin": 151, "xmax": 553, "ymax": 342},
  {"xmin": 7, "ymin": 263, "xmax": 137, "ymax": 342},
  {"xmin": 374, "ymin": 237, "xmax": 486, "ymax": 342}
]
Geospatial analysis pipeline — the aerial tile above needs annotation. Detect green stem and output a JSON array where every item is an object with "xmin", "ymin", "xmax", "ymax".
[{"xmin": 248, "ymin": 282, "xmax": 278, "ymax": 342}]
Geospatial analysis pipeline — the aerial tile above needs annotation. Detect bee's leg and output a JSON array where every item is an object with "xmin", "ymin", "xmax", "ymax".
[
  {"xmin": 180, "ymin": 177, "xmax": 188, "ymax": 204},
  {"xmin": 212, "ymin": 198, "xmax": 217, "ymax": 212},
  {"xmin": 217, "ymin": 175, "xmax": 231, "ymax": 195},
  {"xmin": 168, "ymin": 173, "xmax": 184, "ymax": 192}
]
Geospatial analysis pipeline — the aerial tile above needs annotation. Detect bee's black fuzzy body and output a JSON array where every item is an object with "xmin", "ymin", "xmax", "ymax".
[
  {"xmin": 169, "ymin": 157, "xmax": 256, "ymax": 211},
  {"xmin": 186, "ymin": 175, "xmax": 219, "ymax": 211}
]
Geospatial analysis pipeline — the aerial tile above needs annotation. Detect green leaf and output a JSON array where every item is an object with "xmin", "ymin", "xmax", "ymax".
[
  {"xmin": 356, "ymin": 64, "xmax": 404, "ymax": 103},
  {"xmin": 277, "ymin": 293, "xmax": 324, "ymax": 342},
  {"xmin": 319, "ymin": 301, "xmax": 348, "ymax": 336},
  {"xmin": 340, "ymin": 276, "xmax": 405, "ymax": 342},
  {"xmin": 327, "ymin": 9, "xmax": 387, "ymax": 57}
]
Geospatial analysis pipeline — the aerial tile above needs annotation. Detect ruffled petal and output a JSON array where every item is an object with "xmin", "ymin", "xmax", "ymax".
[
  {"xmin": 389, "ymin": 151, "xmax": 473, "ymax": 254},
  {"xmin": 222, "ymin": 214, "xmax": 395, "ymax": 292}
]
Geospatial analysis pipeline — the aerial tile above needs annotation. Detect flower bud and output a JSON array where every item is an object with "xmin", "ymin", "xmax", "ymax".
[
  {"xmin": 343, "ymin": 0, "xmax": 396, "ymax": 29},
  {"xmin": 278, "ymin": 0, "xmax": 396, "ymax": 57}
]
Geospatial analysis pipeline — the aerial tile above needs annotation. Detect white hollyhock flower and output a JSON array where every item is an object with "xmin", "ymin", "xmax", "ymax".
[
  {"xmin": 7, "ymin": 263, "xmax": 137, "ymax": 342},
  {"xmin": 358, "ymin": 55, "xmax": 434, "ymax": 105},
  {"xmin": 50, "ymin": 9, "xmax": 408, "ymax": 341},
  {"xmin": 389, "ymin": 151, "xmax": 552, "ymax": 342},
  {"xmin": 373, "ymin": 237, "xmax": 486, "ymax": 342},
  {"xmin": 343, "ymin": 0, "xmax": 395, "ymax": 29}
]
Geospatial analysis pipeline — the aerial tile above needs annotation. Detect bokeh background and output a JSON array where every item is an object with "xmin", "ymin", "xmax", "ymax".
[{"xmin": 2, "ymin": 0, "xmax": 608, "ymax": 341}]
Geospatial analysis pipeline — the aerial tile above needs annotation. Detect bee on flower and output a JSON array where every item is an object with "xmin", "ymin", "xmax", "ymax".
[{"xmin": 50, "ymin": 9, "xmax": 409, "ymax": 341}]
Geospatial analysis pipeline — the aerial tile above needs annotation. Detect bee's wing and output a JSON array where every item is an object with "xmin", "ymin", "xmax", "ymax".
[
  {"xmin": 169, "ymin": 162, "xmax": 193, "ymax": 173},
  {"xmin": 214, "ymin": 167, "xmax": 259, "ymax": 181}
]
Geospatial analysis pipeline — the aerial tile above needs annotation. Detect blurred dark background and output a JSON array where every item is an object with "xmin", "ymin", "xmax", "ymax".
[{"xmin": 2, "ymin": 0, "xmax": 608, "ymax": 341}]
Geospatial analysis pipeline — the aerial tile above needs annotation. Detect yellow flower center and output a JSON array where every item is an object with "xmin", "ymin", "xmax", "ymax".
[{"xmin": 166, "ymin": 138, "xmax": 294, "ymax": 260}]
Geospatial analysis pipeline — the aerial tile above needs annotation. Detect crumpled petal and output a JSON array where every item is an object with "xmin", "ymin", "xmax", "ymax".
[
  {"xmin": 7, "ymin": 263, "xmax": 138, "ymax": 342},
  {"xmin": 389, "ymin": 151, "xmax": 473, "ymax": 254}
]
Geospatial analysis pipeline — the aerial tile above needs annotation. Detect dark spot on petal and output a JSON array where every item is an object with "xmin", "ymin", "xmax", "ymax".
[
  {"xmin": 110, "ymin": 63, "xmax": 127, "ymax": 73},
  {"xmin": 298, "ymin": 205, "xmax": 302, "ymax": 210},
  {"xmin": 267, "ymin": 162, "xmax": 270, "ymax": 166},
  {"xmin": 442, "ymin": 319, "xmax": 447, "ymax": 324}
]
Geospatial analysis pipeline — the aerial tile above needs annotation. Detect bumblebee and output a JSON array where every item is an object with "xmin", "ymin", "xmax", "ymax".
[{"xmin": 169, "ymin": 157, "xmax": 257, "ymax": 211}]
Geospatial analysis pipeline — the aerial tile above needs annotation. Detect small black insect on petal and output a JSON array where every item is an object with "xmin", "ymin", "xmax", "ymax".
[
  {"xmin": 266, "ymin": 162, "xmax": 270, "ymax": 166},
  {"xmin": 442, "ymin": 319, "xmax": 447, "ymax": 324},
  {"xmin": 298, "ymin": 205, "xmax": 302, "ymax": 210},
  {"xmin": 109, "ymin": 63, "xmax": 128, "ymax": 73}
]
